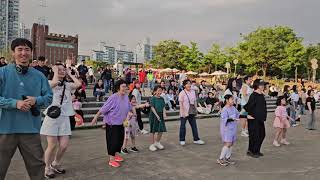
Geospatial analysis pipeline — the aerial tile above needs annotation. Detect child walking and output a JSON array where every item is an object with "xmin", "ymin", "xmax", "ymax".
[
  {"xmin": 121, "ymin": 95, "xmax": 140, "ymax": 154},
  {"xmin": 149, "ymin": 86, "xmax": 167, "ymax": 152},
  {"xmin": 217, "ymin": 94, "xmax": 240, "ymax": 166},
  {"xmin": 273, "ymin": 96, "xmax": 291, "ymax": 147}
]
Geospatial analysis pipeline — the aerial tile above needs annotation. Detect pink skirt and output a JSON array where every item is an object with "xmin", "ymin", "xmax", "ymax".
[{"xmin": 273, "ymin": 117, "xmax": 290, "ymax": 129}]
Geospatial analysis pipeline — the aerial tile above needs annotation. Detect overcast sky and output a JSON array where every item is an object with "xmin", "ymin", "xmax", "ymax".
[{"xmin": 20, "ymin": 0, "xmax": 320, "ymax": 55}]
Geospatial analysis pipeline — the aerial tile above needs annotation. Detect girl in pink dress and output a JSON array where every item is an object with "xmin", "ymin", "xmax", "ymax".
[{"xmin": 273, "ymin": 96, "xmax": 293, "ymax": 147}]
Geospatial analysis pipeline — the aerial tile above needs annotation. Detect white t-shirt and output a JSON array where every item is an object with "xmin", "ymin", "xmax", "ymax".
[
  {"xmin": 132, "ymin": 89, "xmax": 142, "ymax": 105},
  {"xmin": 45, "ymin": 82, "xmax": 76, "ymax": 116},
  {"xmin": 88, "ymin": 68, "xmax": 94, "ymax": 76},
  {"xmin": 179, "ymin": 73, "xmax": 187, "ymax": 83},
  {"xmin": 290, "ymin": 92, "xmax": 300, "ymax": 102}
]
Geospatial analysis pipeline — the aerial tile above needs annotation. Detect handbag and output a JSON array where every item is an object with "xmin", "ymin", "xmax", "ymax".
[
  {"xmin": 184, "ymin": 90, "xmax": 197, "ymax": 115},
  {"xmin": 47, "ymin": 84, "xmax": 66, "ymax": 119}
]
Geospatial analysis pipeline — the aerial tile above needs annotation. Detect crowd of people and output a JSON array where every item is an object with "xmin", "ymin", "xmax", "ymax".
[{"xmin": 0, "ymin": 38, "xmax": 319, "ymax": 180}]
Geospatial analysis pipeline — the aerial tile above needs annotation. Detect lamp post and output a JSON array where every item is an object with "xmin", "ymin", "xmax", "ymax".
[
  {"xmin": 233, "ymin": 59, "xmax": 238, "ymax": 77},
  {"xmin": 311, "ymin": 58, "xmax": 318, "ymax": 82},
  {"xmin": 225, "ymin": 62, "xmax": 231, "ymax": 75}
]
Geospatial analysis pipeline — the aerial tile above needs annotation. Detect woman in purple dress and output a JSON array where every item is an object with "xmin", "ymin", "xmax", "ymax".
[
  {"xmin": 217, "ymin": 94, "xmax": 240, "ymax": 166},
  {"xmin": 91, "ymin": 79, "xmax": 131, "ymax": 168}
]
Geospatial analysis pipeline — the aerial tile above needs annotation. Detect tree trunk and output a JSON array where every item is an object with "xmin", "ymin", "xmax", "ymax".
[
  {"xmin": 307, "ymin": 67, "xmax": 310, "ymax": 81},
  {"xmin": 295, "ymin": 66, "xmax": 298, "ymax": 83}
]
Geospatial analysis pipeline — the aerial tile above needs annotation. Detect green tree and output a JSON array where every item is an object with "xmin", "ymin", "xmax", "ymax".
[
  {"xmin": 278, "ymin": 40, "xmax": 306, "ymax": 82},
  {"xmin": 179, "ymin": 42, "xmax": 204, "ymax": 72},
  {"xmin": 151, "ymin": 40, "xmax": 185, "ymax": 69},
  {"xmin": 204, "ymin": 44, "xmax": 227, "ymax": 72},
  {"xmin": 304, "ymin": 44, "xmax": 320, "ymax": 80},
  {"xmin": 238, "ymin": 26, "xmax": 300, "ymax": 78}
]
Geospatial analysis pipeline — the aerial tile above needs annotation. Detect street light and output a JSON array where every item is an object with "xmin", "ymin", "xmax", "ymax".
[
  {"xmin": 233, "ymin": 59, "xmax": 238, "ymax": 76},
  {"xmin": 310, "ymin": 58, "xmax": 318, "ymax": 82},
  {"xmin": 225, "ymin": 62, "xmax": 231, "ymax": 75}
]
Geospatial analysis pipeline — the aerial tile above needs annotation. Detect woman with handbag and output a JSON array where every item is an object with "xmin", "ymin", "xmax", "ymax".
[
  {"xmin": 178, "ymin": 79, "xmax": 205, "ymax": 146},
  {"xmin": 91, "ymin": 79, "xmax": 131, "ymax": 168},
  {"xmin": 40, "ymin": 64, "xmax": 82, "ymax": 178}
]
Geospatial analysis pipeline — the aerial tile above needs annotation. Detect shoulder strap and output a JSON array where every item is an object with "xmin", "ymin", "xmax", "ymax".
[
  {"xmin": 60, "ymin": 84, "xmax": 66, "ymax": 105},
  {"xmin": 184, "ymin": 90, "xmax": 191, "ymax": 103}
]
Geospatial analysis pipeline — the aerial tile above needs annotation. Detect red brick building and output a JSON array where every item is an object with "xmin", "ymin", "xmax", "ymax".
[{"xmin": 31, "ymin": 23, "xmax": 78, "ymax": 65}]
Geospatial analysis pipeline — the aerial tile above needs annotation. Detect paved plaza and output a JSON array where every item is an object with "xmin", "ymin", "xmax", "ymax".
[{"xmin": 6, "ymin": 112, "xmax": 320, "ymax": 180}]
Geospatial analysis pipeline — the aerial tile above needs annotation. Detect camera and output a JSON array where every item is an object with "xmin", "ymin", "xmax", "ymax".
[{"xmin": 22, "ymin": 95, "xmax": 41, "ymax": 117}]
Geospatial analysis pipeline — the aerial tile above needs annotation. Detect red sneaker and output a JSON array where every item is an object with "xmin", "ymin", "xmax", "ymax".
[
  {"xmin": 115, "ymin": 155, "xmax": 124, "ymax": 162},
  {"xmin": 108, "ymin": 160, "xmax": 120, "ymax": 168}
]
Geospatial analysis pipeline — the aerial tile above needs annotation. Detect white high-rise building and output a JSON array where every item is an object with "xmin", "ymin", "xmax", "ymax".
[
  {"xmin": 0, "ymin": 0, "xmax": 20, "ymax": 49},
  {"xmin": 135, "ymin": 37, "xmax": 153, "ymax": 63},
  {"xmin": 19, "ymin": 23, "xmax": 31, "ymax": 40}
]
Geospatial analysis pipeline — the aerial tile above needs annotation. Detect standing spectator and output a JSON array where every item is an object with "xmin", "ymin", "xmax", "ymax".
[
  {"xmin": 235, "ymin": 74, "xmax": 243, "ymax": 91},
  {"xmin": 224, "ymin": 78, "xmax": 239, "ymax": 107},
  {"xmin": 88, "ymin": 67, "xmax": 95, "ymax": 84},
  {"xmin": 91, "ymin": 80, "xmax": 131, "ymax": 168},
  {"xmin": 179, "ymin": 80, "xmax": 205, "ymax": 146},
  {"xmin": 101, "ymin": 66, "xmax": 112, "ymax": 93},
  {"xmin": 138, "ymin": 69, "xmax": 147, "ymax": 92},
  {"xmin": 0, "ymin": 38, "xmax": 53, "ymax": 180},
  {"xmin": 30, "ymin": 59, "xmax": 38, "ymax": 67},
  {"xmin": 41, "ymin": 64, "xmax": 82, "ymax": 178},
  {"xmin": 306, "ymin": 90, "xmax": 317, "ymax": 130},
  {"xmin": 77, "ymin": 60, "xmax": 88, "ymax": 85},
  {"xmin": 93, "ymin": 79, "xmax": 106, "ymax": 101},
  {"xmin": 0, "ymin": 57, "xmax": 7, "ymax": 67},
  {"xmin": 179, "ymin": 70, "xmax": 187, "ymax": 86},
  {"xmin": 299, "ymin": 89, "xmax": 307, "ymax": 115},
  {"xmin": 125, "ymin": 68, "xmax": 132, "ymax": 84},
  {"xmin": 244, "ymin": 79, "xmax": 267, "ymax": 158},
  {"xmin": 239, "ymin": 76, "xmax": 253, "ymax": 137},
  {"xmin": 290, "ymin": 85, "xmax": 300, "ymax": 126},
  {"xmin": 131, "ymin": 81, "xmax": 150, "ymax": 134},
  {"xmin": 147, "ymin": 70, "xmax": 155, "ymax": 90},
  {"xmin": 34, "ymin": 56, "xmax": 51, "ymax": 78}
]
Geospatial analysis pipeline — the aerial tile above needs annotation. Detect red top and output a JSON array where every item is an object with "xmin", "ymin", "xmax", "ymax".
[{"xmin": 138, "ymin": 71, "xmax": 146, "ymax": 83}]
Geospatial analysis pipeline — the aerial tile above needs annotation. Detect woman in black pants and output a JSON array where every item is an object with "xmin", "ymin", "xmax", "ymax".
[
  {"xmin": 91, "ymin": 79, "xmax": 131, "ymax": 168},
  {"xmin": 244, "ymin": 79, "xmax": 267, "ymax": 158}
]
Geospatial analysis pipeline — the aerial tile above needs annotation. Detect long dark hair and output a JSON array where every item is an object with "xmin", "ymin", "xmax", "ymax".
[
  {"xmin": 226, "ymin": 78, "xmax": 236, "ymax": 92},
  {"xmin": 292, "ymin": 85, "xmax": 298, "ymax": 93},
  {"xmin": 276, "ymin": 96, "xmax": 286, "ymax": 106}
]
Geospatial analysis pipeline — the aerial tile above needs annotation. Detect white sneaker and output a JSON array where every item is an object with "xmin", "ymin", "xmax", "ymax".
[
  {"xmin": 149, "ymin": 144, "xmax": 157, "ymax": 151},
  {"xmin": 194, "ymin": 140, "xmax": 205, "ymax": 145},
  {"xmin": 141, "ymin": 129, "xmax": 149, "ymax": 135},
  {"xmin": 280, "ymin": 139, "xmax": 290, "ymax": 145},
  {"xmin": 180, "ymin": 141, "xmax": 186, "ymax": 146},
  {"xmin": 169, "ymin": 108, "xmax": 174, "ymax": 112},
  {"xmin": 273, "ymin": 140, "xmax": 281, "ymax": 147},
  {"xmin": 241, "ymin": 131, "xmax": 249, "ymax": 137},
  {"xmin": 154, "ymin": 142, "xmax": 164, "ymax": 150}
]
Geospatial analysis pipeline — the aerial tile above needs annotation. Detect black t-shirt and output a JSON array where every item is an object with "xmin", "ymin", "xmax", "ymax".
[
  {"xmin": 205, "ymin": 97, "xmax": 218, "ymax": 106},
  {"xmin": 306, "ymin": 97, "xmax": 316, "ymax": 111},
  {"xmin": 77, "ymin": 65, "xmax": 88, "ymax": 76},
  {"xmin": 244, "ymin": 92, "xmax": 267, "ymax": 122},
  {"xmin": 34, "ymin": 65, "xmax": 51, "ymax": 78}
]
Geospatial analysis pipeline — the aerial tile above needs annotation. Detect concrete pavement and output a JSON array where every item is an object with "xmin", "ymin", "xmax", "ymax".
[{"xmin": 5, "ymin": 112, "xmax": 320, "ymax": 180}]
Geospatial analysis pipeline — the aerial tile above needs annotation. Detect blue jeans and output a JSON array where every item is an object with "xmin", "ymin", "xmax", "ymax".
[
  {"xmin": 148, "ymin": 80, "xmax": 154, "ymax": 90},
  {"xmin": 104, "ymin": 80, "xmax": 111, "ymax": 93},
  {"xmin": 299, "ymin": 104, "xmax": 305, "ymax": 115},
  {"xmin": 290, "ymin": 105, "xmax": 297, "ymax": 125},
  {"xmin": 179, "ymin": 115, "xmax": 200, "ymax": 141}
]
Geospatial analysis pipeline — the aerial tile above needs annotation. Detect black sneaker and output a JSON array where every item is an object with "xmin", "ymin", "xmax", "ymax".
[
  {"xmin": 130, "ymin": 147, "xmax": 139, "ymax": 153},
  {"xmin": 247, "ymin": 151, "xmax": 259, "ymax": 158},
  {"xmin": 50, "ymin": 164, "xmax": 66, "ymax": 174},
  {"xmin": 121, "ymin": 148, "xmax": 129, "ymax": 154},
  {"xmin": 45, "ymin": 168, "xmax": 55, "ymax": 179},
  {"xmin": 257, "ymin": 152, "xmax": 264, "ymax": 157},
  {"xmin": 225, "ymin": 158, "xmax": 236, "ymax": 165},
  {"xmin": 296, "ymin": 118, "xmax": 301, "ymax": 122}
]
